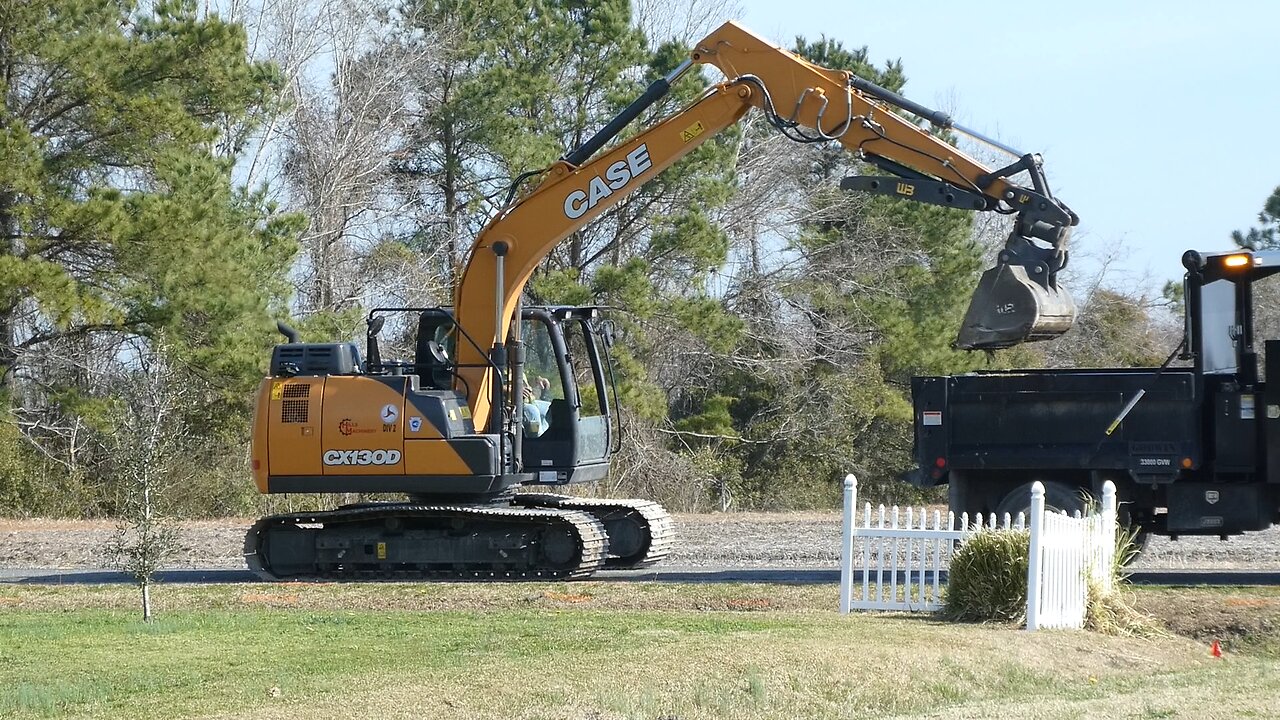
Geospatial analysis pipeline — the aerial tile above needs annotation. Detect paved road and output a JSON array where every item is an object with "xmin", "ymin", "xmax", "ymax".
[{"xmin": 2, "ymin": 566, "xmax": 1277, "ymax": 586}]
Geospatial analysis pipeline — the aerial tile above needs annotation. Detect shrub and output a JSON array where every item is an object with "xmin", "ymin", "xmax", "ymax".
[{"xmin": 944, "ymin": 530, "xmax": 1029, "ymax": 623}]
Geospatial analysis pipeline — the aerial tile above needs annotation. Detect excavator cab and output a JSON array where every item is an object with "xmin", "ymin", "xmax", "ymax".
[
  {"xmin": 411, "ymin": 305, "xmax": 619, "ymax": 485},
  {"xmin": 516, "ymin": 308, "xmax": 618, "ymax": 483}
]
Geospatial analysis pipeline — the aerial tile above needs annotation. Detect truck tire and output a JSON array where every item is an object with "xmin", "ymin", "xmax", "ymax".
[{"xmin": 994, "ymin": 480, "xmax": 1087, "ymax": 521}]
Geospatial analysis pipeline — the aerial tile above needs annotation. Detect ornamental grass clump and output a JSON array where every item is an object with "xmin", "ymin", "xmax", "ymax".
[
  {"xmin": 944, "ymin": 530, "xmax": 1029, "ymax": 623},
  {"xmin": 1085, "ymin": 526, "xmax": 1164, "ymax": 637}
]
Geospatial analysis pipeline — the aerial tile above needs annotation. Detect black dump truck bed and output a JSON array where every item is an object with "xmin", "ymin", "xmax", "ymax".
[{"xmin": 909, "ymin": 368, "xmax": 1201, "ymax": 485}]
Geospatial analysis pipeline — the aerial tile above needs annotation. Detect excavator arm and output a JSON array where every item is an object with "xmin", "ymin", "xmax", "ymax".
[
  {"xmin": 453, "ymin": 21, "xmax": 1079, "ymax": 429},
  {"xmin": 694, "ymin": 22, "xmax": 1075, "ymax": 236}
]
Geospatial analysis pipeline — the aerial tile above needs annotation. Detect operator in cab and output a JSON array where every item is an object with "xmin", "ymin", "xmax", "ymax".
[{"xmin": 522, "ymin": 374, "xmax": 553, "ymax": 437}]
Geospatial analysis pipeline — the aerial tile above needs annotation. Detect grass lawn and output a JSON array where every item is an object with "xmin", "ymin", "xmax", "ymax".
[{"xmin": 1, "ymin": 582, "xmax": 1277, "ymax": 719}]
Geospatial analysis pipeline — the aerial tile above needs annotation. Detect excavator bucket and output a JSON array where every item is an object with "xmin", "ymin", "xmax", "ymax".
[{"xmin": 955, "ymin": 263, "xmax": 1076, "ymax": 350}]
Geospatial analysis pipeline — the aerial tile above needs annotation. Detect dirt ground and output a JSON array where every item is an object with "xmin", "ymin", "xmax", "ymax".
[
  {"xmin": 1133, "ymin": 587, "xmax": 1280, "ymax": 655},
  {"xmin": 1, "ymin": 511, "xmax": 1278, "ymax": 570}
]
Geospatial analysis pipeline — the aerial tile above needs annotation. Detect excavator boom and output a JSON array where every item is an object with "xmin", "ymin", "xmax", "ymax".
[
  {"xmin": 693, "ymin": 23, "xmax": 1077, "ymax": 351},
  {"xmin": 453, "ymin": 21, "xmax": 1079, "ymax": 428}
]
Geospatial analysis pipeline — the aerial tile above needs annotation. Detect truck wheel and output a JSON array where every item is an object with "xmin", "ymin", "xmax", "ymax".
[{"xmin": 994, "ymin": 480, "xmax": 1087, "ymax": 521}]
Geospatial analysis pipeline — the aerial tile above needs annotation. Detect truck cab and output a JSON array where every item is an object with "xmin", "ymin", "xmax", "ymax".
[{"xmin": 908, "ymin": 249, "xmax": 1280, "ymax": 538}]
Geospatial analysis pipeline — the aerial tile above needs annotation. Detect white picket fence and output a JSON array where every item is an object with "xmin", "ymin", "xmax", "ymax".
[
  {"xmin": 838, "ymin": 475, "xmax": 1024, "ymax": 613},
  {"xmin": 838, "ymin": 474, "xmax": 1117, "ymax": 631}
]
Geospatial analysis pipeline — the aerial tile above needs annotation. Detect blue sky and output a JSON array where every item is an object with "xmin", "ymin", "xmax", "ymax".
[{"xmin": 735, "ymin": 0, "xmax": 1278, "ymax": 293}]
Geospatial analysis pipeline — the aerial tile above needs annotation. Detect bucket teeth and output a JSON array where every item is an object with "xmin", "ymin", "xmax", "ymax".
[{"xmin": 955, "ymin": 263, "xmax": 1076, "ymax": 350}]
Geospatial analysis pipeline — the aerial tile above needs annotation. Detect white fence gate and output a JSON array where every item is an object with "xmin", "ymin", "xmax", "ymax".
[
  {"xmin": 1026, "ymin": 480, "xmax": 1117, "ymax": 630},
  {"xmin": 838, "ymin": 474, "xmax": 1118, "ymax": 631}
]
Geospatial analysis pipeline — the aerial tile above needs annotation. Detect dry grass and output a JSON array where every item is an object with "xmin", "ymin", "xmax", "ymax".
[
  {"xmin": 901, "ymin": 660, "xmax": 1280, "ymax": 720},
  {"xmin": 0, "ymin": 581, "xmax": 839, "ymax": 614},
  {"xmin": 0, "ymin": 518, "xmax": 247, "ymax": 532},
  {"xmin": 1, "ymin": 583, "xmax": 1279, "ymax": 719},
  {"xmin": 671, "ymin": 510, "xmax": 843, "ymax": 523}
]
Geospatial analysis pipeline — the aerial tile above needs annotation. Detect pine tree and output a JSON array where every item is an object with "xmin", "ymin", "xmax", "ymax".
[
  {"xmin": 696, "ymin": 36, "xmax": 995, "ymax": 505},
  {"xmin": 0, "ymin": 1, "xmax": 299, "ymax": 515},
  {"xmin": 394, "ymin": 2, "xmax": 741, "ymax": 421},
  {"xmin": 0, "ymin": 0, "xmax": 298, "ymax": 390},
  {"xmin": 1233, "ymin": 185, "xmax": 1280, "ymax": 249}
]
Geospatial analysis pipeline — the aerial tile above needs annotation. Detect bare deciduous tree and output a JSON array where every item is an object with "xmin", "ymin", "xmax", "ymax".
[
  {"xmin": 282, "ymin": 4, "xmax": 444, "ymax": 313},
  {"xmin": 224, "ymin": 0, "xmax": 453, "ymax": 318},
  {"xmin": 634, "ymin": 0, "xmax": 740, "ymax": 47}
]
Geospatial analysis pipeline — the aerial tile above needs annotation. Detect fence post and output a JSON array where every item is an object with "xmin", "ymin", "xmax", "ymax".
[
  {"xmin": 1025, "ymin": 481, "xmax": 1045, "ymax": 631},
  {"xmin": 1100, "ymin": 480, "xmax": 1117, "ymax": 594},
  {"xmin": 840, "ymin": 474, "xmax": 857, "ymax": 614}
]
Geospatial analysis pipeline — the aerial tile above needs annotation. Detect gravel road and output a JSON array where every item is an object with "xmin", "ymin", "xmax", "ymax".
[{"xmin": 2, "ymin": 512, "xmax": 1278, "ymax": 571}]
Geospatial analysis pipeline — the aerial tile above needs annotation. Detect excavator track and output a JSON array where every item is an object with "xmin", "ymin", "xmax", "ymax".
[
  {"xmin": 244, "ymin": 503, "xmax": 607, "ymax": 581},
  {"xmin": 513, "ymin": 494, "xmax": 675, "ymax": 569}
]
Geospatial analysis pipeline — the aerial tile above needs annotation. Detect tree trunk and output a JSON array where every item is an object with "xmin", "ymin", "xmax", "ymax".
[
  {"xmin": 442, "ymin": 116, "xmax": 459, "ymax": 293},
  {"xmin": 142, "ymin": 580, "xmax": 152, "ymax": 623},
  {"xmin": 0, "ymin": 192, "xmax": 16, "ymax": 388},
  {"xmin": 748, "ymin": 217, "xmax": 762, "ymax": 275}
]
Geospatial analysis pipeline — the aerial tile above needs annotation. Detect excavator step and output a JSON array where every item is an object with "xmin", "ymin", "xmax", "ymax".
[
  {"xmin": 512, "ymin": 493, "xmax": 675, "ymax": 569},
  {"xmin": 244, "ymin": 503, "xmax": 607, "ymax": 581}
]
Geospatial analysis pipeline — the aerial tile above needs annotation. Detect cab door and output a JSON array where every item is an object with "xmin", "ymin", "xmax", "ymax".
[{"xmin": 561, "ymin": 314, "xmax": 613, "ymax": 465}]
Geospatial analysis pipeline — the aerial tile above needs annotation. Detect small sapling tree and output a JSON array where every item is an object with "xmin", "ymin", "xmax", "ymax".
[{"xmin": 102, "ymin": 344, "xmax": 187, "ymax": 622}]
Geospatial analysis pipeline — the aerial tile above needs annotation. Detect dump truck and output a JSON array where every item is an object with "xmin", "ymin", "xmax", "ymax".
[{"xmin": 908, "ymin": 249, "xmax": 1280, "ymax": 540}]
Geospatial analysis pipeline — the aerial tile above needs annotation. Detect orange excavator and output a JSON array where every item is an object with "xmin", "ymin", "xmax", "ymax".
[{"xmin": 244, "ymin": 21, "xmax": 1078, "ymax": 580}]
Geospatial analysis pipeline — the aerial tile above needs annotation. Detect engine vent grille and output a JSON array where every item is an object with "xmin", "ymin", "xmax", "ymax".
[
  {"xmin": 271, "ymin": 342, "xmax": 356, "ymax": 375},
  {"xmin": 281, "ymin": 400, "xmax": 309, "ymax": 423},
  {"xmin": 282, "ymin": 383, "xmax": 310, "ymax": 398}
]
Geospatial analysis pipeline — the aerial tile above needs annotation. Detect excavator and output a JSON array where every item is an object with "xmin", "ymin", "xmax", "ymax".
[{"xmin": 244, "ymin": 21, "xmax": 1079, "ymax": 580}]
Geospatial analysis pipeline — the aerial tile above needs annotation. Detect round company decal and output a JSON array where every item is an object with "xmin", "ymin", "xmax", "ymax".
[
  {"xmin": 323, "ymin": 449, "xmax": 402, "ymax": 466},
  {"xmin": 380, "ymin": 403, "xmax": 399, "ymax": 424}
]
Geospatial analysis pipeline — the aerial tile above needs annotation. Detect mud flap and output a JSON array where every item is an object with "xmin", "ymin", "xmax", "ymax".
[{"xmin": 955, "ymin": 263, "xmax": 1076, "ymax": 350}]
